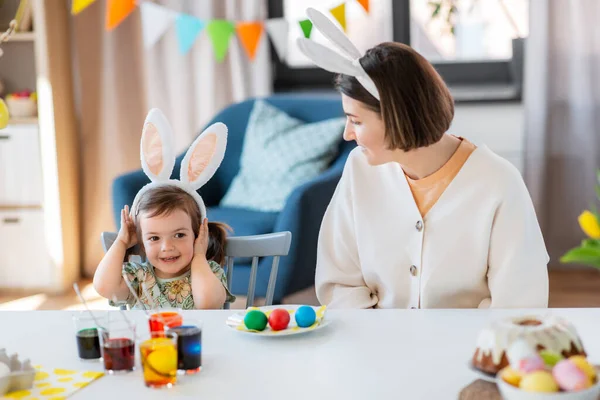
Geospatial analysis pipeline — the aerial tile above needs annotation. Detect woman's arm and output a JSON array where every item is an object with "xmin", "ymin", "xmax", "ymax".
[
  {"xmin": 485, "ymin": 170, "xmax": 550, "ymax": 308},
  {"xmin": 315, "ymin": 154, "xmax": 377, "ymax": 309}
]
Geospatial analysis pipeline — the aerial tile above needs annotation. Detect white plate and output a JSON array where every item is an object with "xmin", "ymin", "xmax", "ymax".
[
  {"xmin": 467, "ymin": 361, "xmax": 498, "ymax": 382},
  {"xmin": 226, "ymin": 305, "xmax": 329, "ymax": 337}
]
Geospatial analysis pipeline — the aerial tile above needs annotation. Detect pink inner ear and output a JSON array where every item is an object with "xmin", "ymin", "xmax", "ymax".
[
  {"xmin": 188, "ymin": 133, "xmax": 217, "ymax": 182},
  {"xmin": 142, "ymin": 123, "xmax": 164, "ymax": 176}
]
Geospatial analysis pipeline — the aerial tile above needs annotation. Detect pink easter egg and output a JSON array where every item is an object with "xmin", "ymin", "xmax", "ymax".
[
  {"xmin": 553, "ymin": 360, "xmax": 591, "ymax": 391},
  {"xmin": 518, "ymin": 355, "xmax": 546, "ymax": 374}
]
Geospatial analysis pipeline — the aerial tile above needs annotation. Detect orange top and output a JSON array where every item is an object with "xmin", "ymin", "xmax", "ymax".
[{"xmin": 405, "ymin": 137, "xmax": 477, "ymax": 217}]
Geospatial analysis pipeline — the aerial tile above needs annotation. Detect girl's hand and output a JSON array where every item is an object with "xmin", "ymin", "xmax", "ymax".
[
  {"xmin": 116, "ymin": 205, "xmax": 137, "ymax": 249},
  {"xmin": 194, "ymin": 218, "xmax": 209, "ymax": 258}
]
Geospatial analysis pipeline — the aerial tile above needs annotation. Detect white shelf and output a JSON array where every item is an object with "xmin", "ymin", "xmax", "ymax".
[
  {"xmin": 8, "ymin": 117, "xmax": 38, "ymax": 125},
  {"xmin": 9, "ymin": 32, "xmax": 35, "ymax": 42}
]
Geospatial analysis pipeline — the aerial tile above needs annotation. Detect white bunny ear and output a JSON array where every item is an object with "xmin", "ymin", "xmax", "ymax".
[
  {"xmin": 140, "ymin": 108, "xmax": 176, "ymax": 182},
  {"xmin": 180, "ymin": 122, "xmax": 227, "ymax": 190},
  {"xmin": 306, "ymin": 7, "xmax": 362, "ymax": 60},
  {"xmin": 297, "ymin": 38, "xmax": 360, "ymax": 76}
]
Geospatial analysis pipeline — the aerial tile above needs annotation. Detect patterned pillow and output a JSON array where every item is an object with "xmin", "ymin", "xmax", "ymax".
[{"xmin": 220, "ymin": 100, "xmax": 345, "ymax": 212}]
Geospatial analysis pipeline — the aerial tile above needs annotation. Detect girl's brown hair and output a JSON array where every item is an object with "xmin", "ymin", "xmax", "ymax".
[
  {"xmin": 131, "ymin": 186, "xmax": 231, "ymax": 265},
  {"xmin": 334, "ymin": 42, "xmax": 454, "ymax": 151}
]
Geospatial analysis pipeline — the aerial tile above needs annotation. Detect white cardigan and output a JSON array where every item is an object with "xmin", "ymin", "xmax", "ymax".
[{"xmin": 315, "ymin": 145, "xmax": 549, "ymax": 309}]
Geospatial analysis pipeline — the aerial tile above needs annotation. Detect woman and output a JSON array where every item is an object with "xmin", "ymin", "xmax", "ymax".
[{"xmin": 298, "ymin": 8, "xmax": 549, "ymax": 309}]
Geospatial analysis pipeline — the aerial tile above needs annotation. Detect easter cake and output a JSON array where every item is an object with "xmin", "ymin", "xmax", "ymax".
[{"xmin": 472, "ymin": 315, "xmax": 586, "ymax": 374}]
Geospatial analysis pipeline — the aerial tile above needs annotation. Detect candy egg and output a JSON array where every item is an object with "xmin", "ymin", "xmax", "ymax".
[
  {"xmin": 568, "ymin": 355, "xmax": 597, "ymax": 381},
  {"xmin": 244, "ymin": 310, "xmax": 268, "ymax": 331},
  {"xmin": 268, "ymin": 309, "xmax": 290, "ymax": 331},
  {"xmin": 520, "ymin": 371, "xmax": 559, "ymax": 393},
  {"xmin": 499, "ymin": 366, "xmax": 522, "ymax": 387},
  {"xmin": 553, "ymin": 359, "xmax": 592, "ymax": 391},
  {"xmin": 539, "ymin": 350, "xmax": 564, "ymax": 367},
  {"xmin": 295, "ymin": 305, "xmax": 317, "ymax": 328},
  {"xmin": 518, "ymin": 355, "xmax": 546, "ymax": 374}
]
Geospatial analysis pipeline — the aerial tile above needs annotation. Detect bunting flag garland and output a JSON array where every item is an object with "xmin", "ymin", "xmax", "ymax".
[
  {"xmin": 140, "ymin": 2, "xmax": 177, "ymax": 49},
  {"xmin": 71, "ymin": 0, "xmax": 96, "ymax": 15},
  {"xmin": 329, "ymin": 3, "xmax": 347, "ymax": 31},
  {"xmin": 265, "ymin": 18, "xmax": 289, "ymax": 61},
  {"xmin": 72, "ymin": 0, "xmax": 372, "ymax": 63},
  {"xmin": 357, "ymin": 0, "xmax": 370, "ymax": 13},
  {"xmin": 298, "ymin": 19, "xmax": 313, "ymax": 38},
  {"xmin": 175, "ymin": 13, "xmax": 205, "ymax": 54},
  {"xmin": 236, "ymin": 22, "xmax": 264, "ymax": 61},
  {"xmin": 105, "ymin": 0, "xmax": 136, "ymax": 31},
  {"xmin": 206, "ymin": 20, "xmax": 236, "ymax": 62}
]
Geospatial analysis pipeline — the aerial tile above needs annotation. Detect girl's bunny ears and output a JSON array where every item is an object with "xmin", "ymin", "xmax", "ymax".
[
  {"xmin": 296, "ymin": 7, "xmax": 380, "ymax": 101},
  {"xmin": 131, "ymin": 108, "xmax": 228, "ymax": 221}
]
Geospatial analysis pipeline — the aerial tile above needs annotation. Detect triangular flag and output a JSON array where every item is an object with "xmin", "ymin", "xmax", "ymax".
[
  {"xmin": 106, "ymin": 0, "xmax": 136, "ymax": 31},
  {"xmin": 140, "ymin": 3, "xmax": 176, "ymax": 49},
  {"xmin": 265, "ymin": 18, "xmax": 289, "ymax": 61},
  {"xmin": 298, "ymin": 19, "xmax": 313, "ymax": 38},
  {"xmin": 71, "ymin": 0, "xmax": 96, "ymax": 15},
  {"xmin": 357, "ymin": 0, "xmax": 370, "ymax": 13},
  {"xmin": 236, "ymin": 22, "xmax": 264, "ymax": 61},
  {"xmin": 206, "ymin": 20, "xmax": 235, "ymax": 62},
  {"xmin": 176, "ymin": 14, "xmax": 205, "ymax": 54},
  {"xmin": 329, "ymin": 3, "xmax": 347, "ymax": 31}
]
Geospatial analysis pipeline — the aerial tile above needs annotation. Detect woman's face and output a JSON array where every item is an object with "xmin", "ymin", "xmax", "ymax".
[{"xmin": 341, "ymin": 94, "xmax": 391, "ymax": 165}]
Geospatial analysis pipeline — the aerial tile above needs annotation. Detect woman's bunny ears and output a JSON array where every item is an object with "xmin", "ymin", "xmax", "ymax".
[
  {"xmin": 131, "ymin": 108, "xmax": 228, "ymax": 221},
  {"xmin": 296, "ymin": 7, "xmax": 380, "ymax": 101}
]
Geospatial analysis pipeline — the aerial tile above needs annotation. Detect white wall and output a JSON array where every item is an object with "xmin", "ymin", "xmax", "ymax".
[{"xmin": 449, "ymin": 103, "xmax": 525, "ymax": 173}]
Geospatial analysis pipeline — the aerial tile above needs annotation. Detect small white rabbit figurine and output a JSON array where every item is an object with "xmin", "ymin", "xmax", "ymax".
[{"xmin": 131, "ymin": 108, "xmax": 228, "ymax": 219}]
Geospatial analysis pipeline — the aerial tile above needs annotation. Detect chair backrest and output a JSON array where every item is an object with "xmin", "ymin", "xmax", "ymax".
[{"xmin": 100, "ymin": 231, "xmax": 292, "ymax": 309}]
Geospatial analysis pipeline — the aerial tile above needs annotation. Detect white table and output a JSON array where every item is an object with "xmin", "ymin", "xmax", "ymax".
[{"xmin": 1, "ymin": 308, "xmax": 599, "ymax": 399}]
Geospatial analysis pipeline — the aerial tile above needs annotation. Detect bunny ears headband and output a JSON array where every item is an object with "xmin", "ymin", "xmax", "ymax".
[
  {"xmin": 131, "ymin": 108, "xmax": 227, "ymax": 221},
  {"xmin": 296, "ymin": 7, "xmax": 380, "ymax": 101}
]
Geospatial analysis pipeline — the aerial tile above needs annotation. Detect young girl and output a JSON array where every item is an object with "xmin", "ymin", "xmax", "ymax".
[
  {"xmin": 93, "ymin": 108, "xmax": 235, "ymax": 310},
  {"xmin": 298, "ymin": 8, "xmax": 549, "ymax": 309},
  {"xmin": 93, "ymin": 186, "xmax": 235, "ymax": 310}
]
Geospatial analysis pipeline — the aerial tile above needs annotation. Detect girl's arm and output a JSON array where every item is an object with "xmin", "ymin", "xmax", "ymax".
[
  {"xmin": 93, "ymin": 206, "xmax": 136, "ymax": 301},
  {"xmin": 190, "ymin": 218, "xmax": 226, "ymax": 309}
]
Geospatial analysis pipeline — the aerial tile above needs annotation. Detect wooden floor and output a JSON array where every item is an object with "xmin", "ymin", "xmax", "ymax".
[{"xmin": 0, "ymin": 269, "xmax": 598, "ymax": 310}]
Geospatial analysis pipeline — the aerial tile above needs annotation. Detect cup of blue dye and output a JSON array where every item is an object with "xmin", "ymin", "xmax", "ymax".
[{"xmin": 170, "ymin": 319, "xmax": 202, "ymax": 374}]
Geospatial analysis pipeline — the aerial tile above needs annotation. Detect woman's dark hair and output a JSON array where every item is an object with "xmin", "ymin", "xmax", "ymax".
[
  {"xmin": 132, "ymin": 186, "xmax": 231, "ymax": 265},
  {"xmin": 334, "ymin": 42, "xmax": 454, "ymax": 151}
]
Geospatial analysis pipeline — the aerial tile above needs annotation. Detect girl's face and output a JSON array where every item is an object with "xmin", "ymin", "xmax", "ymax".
[
  {"xmin": 341, "ymin": 94, "xmax": 392, "ymax": 166},
  {"xmin": 139, "ymin": 209, "xmax": 195, "ymax": 279}
]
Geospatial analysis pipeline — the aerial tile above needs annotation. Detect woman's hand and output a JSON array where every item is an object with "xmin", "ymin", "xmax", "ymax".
[{"xmin": 116, "ymin": 205, "xmax": 137, "ymax": 249}]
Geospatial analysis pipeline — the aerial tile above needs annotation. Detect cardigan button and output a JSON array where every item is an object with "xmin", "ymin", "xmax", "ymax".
[
  {"xmin": 410, "ymin": 265, "xmax": 418, "ymax": 276},
  {"xmin": 415, "ymin": 221, "xmax": 423, "ymax": 231},
  {"xmin": 410, "ymin": 307, "xmax": 417, "ymax": 309}
]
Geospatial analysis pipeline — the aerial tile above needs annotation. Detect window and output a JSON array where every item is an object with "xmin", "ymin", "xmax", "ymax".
[{"xmin": 268, "ymin": 0, "xmax": 528, "ymax": 101}]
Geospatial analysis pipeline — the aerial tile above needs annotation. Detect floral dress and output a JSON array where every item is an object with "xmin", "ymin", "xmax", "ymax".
[{"xmin": 110, "ymin": 260, "xmax": 235, "ymax": 310}]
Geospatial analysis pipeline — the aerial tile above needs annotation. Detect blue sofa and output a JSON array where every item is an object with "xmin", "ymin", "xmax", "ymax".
[{"xmin": 111, "ymin": 94, "xmax": 355, "ymax": 302}]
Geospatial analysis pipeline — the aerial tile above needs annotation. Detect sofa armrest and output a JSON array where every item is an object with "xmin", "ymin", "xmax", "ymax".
[{"xmin": 111, "ymin": 169, "xmax": 151, "ymax": 227}]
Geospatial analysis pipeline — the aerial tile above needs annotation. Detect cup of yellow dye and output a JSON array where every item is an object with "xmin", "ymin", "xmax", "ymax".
[{"xmin": 139, "ymin": 331, "xmax": 178, "ymax": 389}]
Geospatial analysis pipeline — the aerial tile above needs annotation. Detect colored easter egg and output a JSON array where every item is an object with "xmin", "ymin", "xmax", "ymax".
[
  {"xmin": 295, "ymin": 305, "xmax": 316, "ymax": 328},
  {"xmin": 499, "ymin": 366, "xmax": 523, "ymax": 387},
  {"xmin": 268, "ymin": 309, "xmax": 290, "ymax": 331},
  {"xmin": 518, "ymin": 355, "xmax": 546, "ymax": 374},
  {"xmin": 244, "ymin": 310, "xmax": 268, "ymax": 331},
  {"xmin": 520, "ymin": 371, "xmax": 559, "ymax": 393},
  {"xmin": 553, "ymin": 359, "xmax": 592, "ymax": 391},
  {"xmin": 540, "ymin": 350, "xmax": 564, "ymax": 367},
  {"xmin": 568, "ymin": 355, "xmax": 597, "ymax": 381}
]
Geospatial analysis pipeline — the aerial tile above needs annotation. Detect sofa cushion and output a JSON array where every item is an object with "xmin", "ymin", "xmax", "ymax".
[
  {"xmin": 220, "ymin": 99, "xmax": 345, "ymax": 212},
  {"xmin": 207, "ymin": 206, "xmax": 279, "ymax": 237}
]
